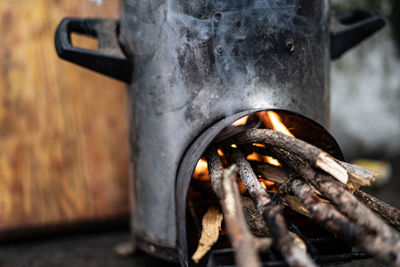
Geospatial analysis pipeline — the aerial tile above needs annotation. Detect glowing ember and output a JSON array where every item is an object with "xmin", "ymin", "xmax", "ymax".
[
  {"xmin": 193, "ymin": 158, "xmax": 209, "ymax": 180},
  {"xmin": 261, "ymin": 181, "xmax": 267, "ymax": 190},
  {"xmin": 247, "ymin": 152, "xmax": 262, "ymax": 162},
  {"xmin": 192, "ymin": 111, "xmax": 293, "ymax": 191},
  {"xmin": 232, "ymin": 116, "xmax": 249, "ymax": 126},
  {"xmin": 253, "ymin": 143, "xmax": 266, "ymax": 148},
  {"xmin": 265, "ymin": 156, "xmax": 281, "ymax": 166}
]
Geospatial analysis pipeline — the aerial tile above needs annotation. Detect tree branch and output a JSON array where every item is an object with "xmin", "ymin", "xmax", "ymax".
[
  {"xmin": 206, "ymin": 149, "xmax": 272, "ymax": 267},
  {"xmin": 271, "ymin": 148, "xmax": 400, "ymax": 265},
  {"xmin": 224, "ymin": 129, "xmax": 348, "ymax": 184},
  {"xmin": 230, "ymin": 149, "xmax": 316, "ymax": 267}
]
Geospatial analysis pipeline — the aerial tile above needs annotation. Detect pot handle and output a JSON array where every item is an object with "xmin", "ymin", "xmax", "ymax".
[
  {"xmin": 331, "ymin": 10, "xmax": 385, "ymax": 60},
  {"xmin": 55, "ymin": 18, "xmax": 132, "ymax": 83}
]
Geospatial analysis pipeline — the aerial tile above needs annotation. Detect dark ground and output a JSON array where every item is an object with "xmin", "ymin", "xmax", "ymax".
[
  {"xmin": 0, "ymin": 228, "xmax": 387, "ymax": 267},
  {"xmin": 0, "ymin": 230, "xmax": 178, "ymax": 267}
]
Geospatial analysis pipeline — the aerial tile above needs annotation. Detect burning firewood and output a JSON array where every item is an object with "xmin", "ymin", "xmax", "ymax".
[
  {"xmin": 192, "ymin": 114, "xmax": 400, "ymax": 266},
  {"xmin": 252, "ymin": 159, "xmax": 376, "ymax": 192},
  {"xmin": 282, "ymin": 175, "xmax": 400, "ymax": 264},
  {"xmin": 223, "ymin": 129, "xmax": 348, "ymax": 184},
  {"xmin": 250, "ymin": 144, "xmax": 377, "ymax": 188},
  {"xmin": 270, "ymin": 147, "xmax": 400, "ymax": 265},
  {"xmin": 206, "ymin": 150, "xmax": 272, "ymax": 267},
  {"xmin": 230, "ymin": 149, "xmax": 317, "ymax": 267}
]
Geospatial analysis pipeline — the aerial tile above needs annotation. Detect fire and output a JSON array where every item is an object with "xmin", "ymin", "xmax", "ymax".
[
  {"xmin": 192, "ymin": 111, "xmax": 293, "ymax": 189},
  {"xmin": 264, "ymin": 156, "xmax": 281, "ymax": 166},
  {"xmin": 248, "ymin": 143, "xmax": 281, "ymax": 166},
  {"xmin": 259, "ymin": 111, "xmax": 294, "ymax": 137},
  {"xmin": 260, "ymin": 179, "xmax": 280, "ymax": 192},
  {"xmin": 253, "ymin": 143, "xmax": 265, "ymax": 148},
  {"xmin": 193, "ymin": 158, "xmax": 209, "ymax": 180},
  {"xmin": 232, "ymin": 116, "xmax": 249, "ymax": 126},
  {"xmin": 247, "ymin": 153, "xmax": 281, "ymax": 166},
  {"xmin": 252, "ymin": 111, "xmax": 296, "ymax": 167},
  {"xmin": 261, "ymin": 181, "xmax": 267, "ymax": 190}
]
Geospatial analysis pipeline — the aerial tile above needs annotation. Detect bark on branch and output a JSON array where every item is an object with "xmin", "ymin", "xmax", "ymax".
[
  {"xmin": 230, "ymin": 149, "xmax": 316, "ymax": 267},
  {"xmin": 271, "ymin": 148, "xmax": 400, "ymax": 265},
  {"xmin": 354, "ymin": 190, "xmax": 400, "ymax": 231},
  {"xmin": 224, "ymin": 129, "xmax": 348, "ymax": 184},
  {"xmin": 283, "ymin": 176, "xmax": 400, "ymax": 263},
  {"xmin": 206, "ymin": 149, "xmax": 272, "ymax": 267},
  {"xmin": 252, "ymin": 158, "xmax": 371, "ymax": 192}
]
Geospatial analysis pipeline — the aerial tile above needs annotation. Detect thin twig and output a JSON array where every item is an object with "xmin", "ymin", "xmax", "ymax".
[
  {"xmin": 224, "ymin": 129, "xmax": 348, "ymax": 183},
  {"xmin": 230, "ymin": 149, "xmax": 316, "ymax": 267},
  {"xmin": 272, "ymin": 148, "xmax": 400, "ymax": 265},
  {"xmin": 249, "ymin": 144, "xmax": 374, "ymax": 187},
  {"xmin": 282, "ymin": 176, "xmax": 397, "ymax": 261},
  {"xmin": 206, "ymin": 149, "xmax": 272, "ymax": 267}
]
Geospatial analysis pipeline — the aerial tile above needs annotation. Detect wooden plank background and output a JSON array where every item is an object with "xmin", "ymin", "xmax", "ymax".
[{"xmin": 0, "ymin": 0, "xmax": 130, "ymax": 234}]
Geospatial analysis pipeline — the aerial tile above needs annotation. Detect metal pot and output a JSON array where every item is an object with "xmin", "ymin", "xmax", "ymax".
[{"xmin": 55, "ymin": 1, "xmax": 384, "ymax": 265}]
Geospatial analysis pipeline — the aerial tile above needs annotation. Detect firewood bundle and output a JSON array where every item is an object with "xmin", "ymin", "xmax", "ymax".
[{"xmin": 192, "ymin": 127, "xmax": 400, "ymax": 267}]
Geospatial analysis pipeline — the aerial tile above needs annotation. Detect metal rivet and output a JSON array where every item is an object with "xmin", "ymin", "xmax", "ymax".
[
  {"xmin": 214, "ymin": 12, "xmax": 223, "ymax": 21},
  {"xmin": 216, "ymin": 46, "xmax": 224, "ymax": 55},
  {"xmin": 286, "ymin": 41, "xmax": 294, "ymax": 53}
]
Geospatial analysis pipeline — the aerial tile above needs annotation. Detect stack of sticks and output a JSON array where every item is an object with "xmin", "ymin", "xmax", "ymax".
[{"xmin": 195, "ymin": 128, "xmax": 400, "ymax": 267}]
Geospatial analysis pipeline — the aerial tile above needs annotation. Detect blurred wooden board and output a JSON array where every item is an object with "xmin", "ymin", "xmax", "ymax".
[{"xmin": 0, "ymin": 0, "xmax": 130, "ymax": 235}]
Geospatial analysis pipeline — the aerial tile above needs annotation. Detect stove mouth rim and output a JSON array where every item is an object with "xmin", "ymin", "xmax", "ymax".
[{"xmin": 175, "ymin": 108, "xmax": 344, "ymax": 266}]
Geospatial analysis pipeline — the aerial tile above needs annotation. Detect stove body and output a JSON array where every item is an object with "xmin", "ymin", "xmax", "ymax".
[
  {"xmin": 120, "ymin": 0, "xmax": 330, "ymax": 257},
  {"xmin": 55, "ymin": 1, "xmax": 384, "ymax": 265}
]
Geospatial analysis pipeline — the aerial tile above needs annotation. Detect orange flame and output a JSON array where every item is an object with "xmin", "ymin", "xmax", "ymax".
[
  {"xmin": 261, "ymin": 181, "xmax": 267, "ymax": 190},
  {"xmin": 248, "ymin": 143, "xmax": 281, "ymax": 166},
  {"xmin": 256, "ymin": 111, "xmax": 295, "ymax": 166},
  {"xmin": 264, "ymin": 156, "xmax": 281, "ymax": 166},
  {"xmin": 260, "ymin": 179, "xmax": 279, "ymax": 192},
  {"xmin": 247, "ymin": 153, "xmax": 281, "ymax": 166},
  {"xmin": 259, "ymin": 111, "xmax": 294, "ymax": 137},
  {"xmin": 232, "ymin": 116, "xmax": 249, "ymax": 126}
]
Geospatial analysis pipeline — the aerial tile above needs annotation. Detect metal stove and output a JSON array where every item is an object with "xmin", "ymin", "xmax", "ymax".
[{"xmin": 55, "ymin": 1, "xmax": 384, "ymax": 266}]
